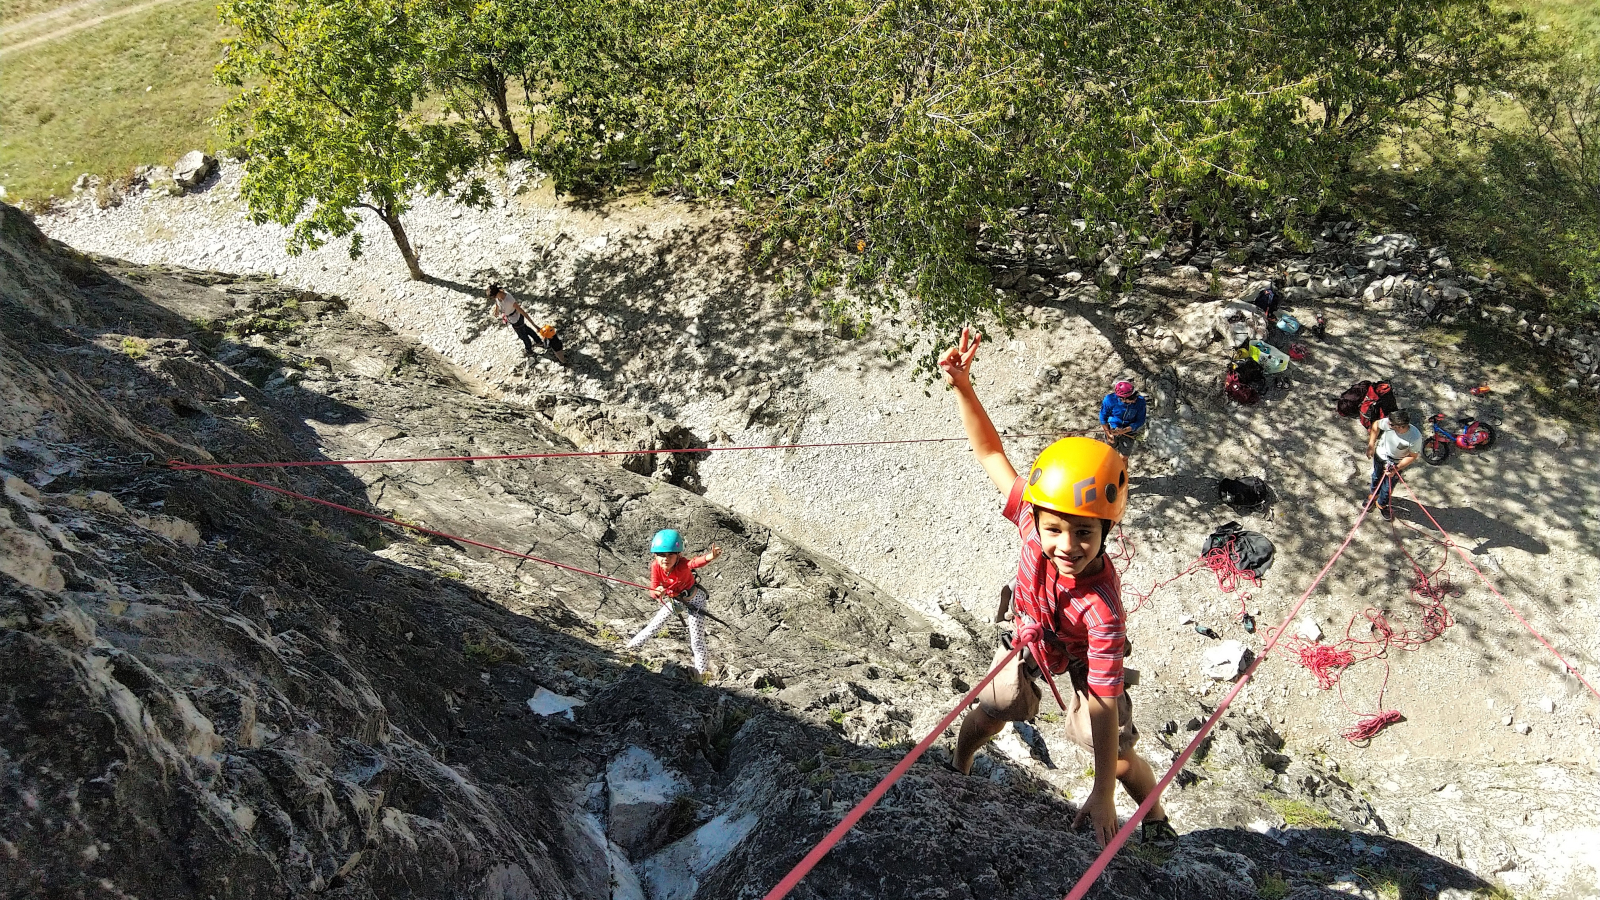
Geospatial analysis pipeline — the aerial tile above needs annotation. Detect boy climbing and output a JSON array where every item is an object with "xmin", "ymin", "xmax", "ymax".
[
  {"xmin": 939, "ymin": 327, "xmax": 1175, "ymax": 848},
  {"xmin": 626, "ymin": 529, "xmax": 722, "ymax": 679},
  {"xmin": 1098, "ymin": 379, "xmax": 1148, "ymax": 456}
]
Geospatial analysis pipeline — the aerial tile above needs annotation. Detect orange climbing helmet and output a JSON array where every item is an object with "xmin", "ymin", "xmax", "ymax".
[
  {"xmin": 1022, "ymin": 437, "xmax": 1129, "ymax": 522},
  {"xmin": 538, "ymin": 324, "xmax": 557, "ymax": 340}
]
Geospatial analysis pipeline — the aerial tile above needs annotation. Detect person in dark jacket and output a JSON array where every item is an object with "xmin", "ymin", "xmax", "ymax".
[{"xmin": 1099, "ymin": 380, "xmax": 1148, "ymax": 456}]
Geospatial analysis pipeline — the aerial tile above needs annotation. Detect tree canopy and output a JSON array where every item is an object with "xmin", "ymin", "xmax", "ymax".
[
  {"xmin": 216, "ymin": 0, "xmax": 487, "ymax": 280},
  {"xmin": 532, "ymin": 0, "xmax": 1547, "ymax": 354},
  {"xmin": 217, "ymin": 0, "xmax": 1595, "ymax": 330}
]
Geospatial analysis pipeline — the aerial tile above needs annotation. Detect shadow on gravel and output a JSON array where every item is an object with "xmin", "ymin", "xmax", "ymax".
[{"xmin": 991, "ymin": 268, "xmax": 1596, "ymax": 699}]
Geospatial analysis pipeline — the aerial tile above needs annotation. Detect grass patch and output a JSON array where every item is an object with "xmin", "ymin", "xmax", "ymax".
[
  {"xmin": 1419, "ymin": 318, "xmax": 1600, "ymax": 423},
  {"xmin": 0, "ymin": 0, "xmax": 233, "ymax": 202},
  {"xmin": 461, "ymin": 626, "xmax": 524, "ymax": 665},
  {"xmin": 119, "ymin": 335, "xmax": 148, "ymax": 358},
  {"xmin": 1264, "ymin": 796, "xmax": 1338, "ymax": 829},
  {"xmin": 1355, "ymin": 866, "xmax": 1419, "ymax": 900},
  {"xmin": 1256, "ymin": 873, "xmax": 1290, "ymax": 900}
]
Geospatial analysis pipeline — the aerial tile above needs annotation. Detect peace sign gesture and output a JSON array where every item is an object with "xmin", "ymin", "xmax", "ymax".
[{"xmin": 937, "ymin": 327, "xmax": 982, "ymax": 389}]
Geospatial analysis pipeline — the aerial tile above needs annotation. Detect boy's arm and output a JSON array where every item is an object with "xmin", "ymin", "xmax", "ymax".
[{"xmin": 939, "ymin": 328, "xmax": 1017, "ymax": 496}]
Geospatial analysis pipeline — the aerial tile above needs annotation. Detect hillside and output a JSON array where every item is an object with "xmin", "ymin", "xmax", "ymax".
[{"xmin": 9, "ymin": 159, "xmax": 1600, "ymax": 899}]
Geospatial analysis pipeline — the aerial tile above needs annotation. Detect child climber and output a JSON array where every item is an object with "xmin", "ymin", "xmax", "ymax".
[
  {"xmin": 626, "ymin": 529, "xmax": 722, "ymax": 678},
  {"xmin": 940, "ymin": 328, "xmax": 1175, "ymax": 849}
]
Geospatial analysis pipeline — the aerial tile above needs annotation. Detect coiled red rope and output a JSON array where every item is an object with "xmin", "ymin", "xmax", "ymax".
[{"xmin": 1285, "ymin": 471, "xmax": 1459, "ymax": 742}]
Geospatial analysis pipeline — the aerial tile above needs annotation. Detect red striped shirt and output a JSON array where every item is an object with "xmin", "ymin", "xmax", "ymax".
[{"xmin": 1003, "ymin": 476, "xmax": 1127, "ymax": 697}]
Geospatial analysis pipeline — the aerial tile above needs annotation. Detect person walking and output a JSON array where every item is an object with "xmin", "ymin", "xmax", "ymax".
[
  {"xmin": 487, "ymin": 282, "xmax": 537, "ymax": 357},
  {"xmin": 1366, "ymin": 408, "xmax": 1422, "ymax": 521}
]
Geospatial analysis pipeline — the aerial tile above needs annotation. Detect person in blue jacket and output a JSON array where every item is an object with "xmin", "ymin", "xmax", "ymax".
[{"xmin": 1099, "ymin": 380, "xmax": 1147, "ymax": 456}]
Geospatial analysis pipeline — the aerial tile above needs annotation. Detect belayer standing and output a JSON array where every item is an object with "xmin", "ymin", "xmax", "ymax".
[
  {"xmin": 1098, "ymin": 379, "xmax": 1148, "ymax": 456},
  {"xmin": 1365, "ymin": 408, "xmax": 1422, "ymax": 522},
  {"xmin": 939, "ymin": 327, "xmax": 1175, "ymax": 848},
  {"xmin": 487, "ymin": 282, "xmax": 538, "ymax": 357},
  {"xmin": 626, "ymin": 529, "xmax": 722, "ymax": 678}
]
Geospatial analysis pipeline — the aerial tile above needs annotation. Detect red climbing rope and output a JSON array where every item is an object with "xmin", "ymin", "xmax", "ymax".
[
  {"xmin": 1284, "ymin": 521, "xmax": 1459, "ymax": 742},
  {"xmin": 165, "ymin": 430, "xmax": 1098, "ymax": 473},
  {"xmin": 1057, "ymin": 488, "xmax": 1381, "ymax": 900},
  {"xmin": 1394, "ymin": 471, "xmax": 1600, "ymax": 702},
  {"xmin": 1124, "ymin": 538, "xmax": 1259, "ymax": 613},
  {"xmin": 187, "ymin": 467, "xmax": 650, "ymax": 590},
  {"xmin": 760, "ymin": 644, "xmax": 1023, "ymax": 900}
]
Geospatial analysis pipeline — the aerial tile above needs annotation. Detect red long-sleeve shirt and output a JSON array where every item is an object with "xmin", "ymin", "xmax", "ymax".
[{"xmin": 650, "ymin": 554, "xmax": 709, "ymax": 597}]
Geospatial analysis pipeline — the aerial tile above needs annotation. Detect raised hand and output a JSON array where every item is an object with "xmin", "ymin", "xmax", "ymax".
[{"xmin": 937, "ymin": 327, "xmax": 982, "ymax": 389}]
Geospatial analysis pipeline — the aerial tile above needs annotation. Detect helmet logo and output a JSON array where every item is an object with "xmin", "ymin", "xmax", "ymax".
[
  {"xmin": 1030, "ymin": 468, "xmax": 1044, "ymax": 486},
  {"xmin": 1073, "ymin": 476, "xmax": 1098, "ymax": 507}
]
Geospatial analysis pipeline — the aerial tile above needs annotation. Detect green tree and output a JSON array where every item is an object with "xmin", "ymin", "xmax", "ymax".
[
  {"xmin": 533, "ymin": 0, "xmax": 1545, "ymax": 361},
  {"xmin": 416, "ymin": 0, "xmax": 542, "ymax": 158},
  {"xmin": 216, "ymin": 0, "xmax": 487, "ymax": 281}
]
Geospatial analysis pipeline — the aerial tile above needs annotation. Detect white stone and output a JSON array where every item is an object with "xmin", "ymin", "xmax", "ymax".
[
  {"xmin": 1541, "ymin": 697, "xmax": 1556, "ymax": 714},
  {"xmin": 1201, "ymin": 640, "xmax": 1250, "ymax": 680},
  {"xmin": 1296, "ymin": 618, "xmax": 1322, "ymax": 641},
  {"xmin": 527, "ymin": 687, "xmax": 585, "ymax": 719}
]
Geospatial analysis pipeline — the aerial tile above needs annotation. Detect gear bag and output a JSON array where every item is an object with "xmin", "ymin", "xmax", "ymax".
[
  {"xmin": 1202, "ymin": 522, "xmax": 1275, "ymax": 579},
  {"xmin": 1359, "ymin": 381, "xmax": 1397, "ymax": 428},
  {"xmin": 1217, "ymin": 476, "xmax": 1270, "ymax": 509}
]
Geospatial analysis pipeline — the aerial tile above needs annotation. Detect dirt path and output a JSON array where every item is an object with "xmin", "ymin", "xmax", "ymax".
[{"xmin": 0, "ymin": 0, "xmax": 183, "ymax": 57}]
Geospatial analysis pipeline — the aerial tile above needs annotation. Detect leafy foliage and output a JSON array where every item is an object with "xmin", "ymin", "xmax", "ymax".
[
  {"xmin": 1356, "ymin": 37, "xmax": 1600, "ymax": 319},
  {"xmin": 215, "ymin": 0, "xmax": 487, "ymax": 279},
  {"xmin": 533, "ymin": 0, "xmax": 1546, "ymax": 361}
]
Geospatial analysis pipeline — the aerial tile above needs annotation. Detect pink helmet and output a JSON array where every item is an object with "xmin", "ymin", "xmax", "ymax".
[{"xmin": 1112, "ymin": 380, "xmax": 1136, "ymax": 398}]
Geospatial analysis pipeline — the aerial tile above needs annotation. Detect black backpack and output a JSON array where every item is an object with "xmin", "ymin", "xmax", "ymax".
[
  {"xmin": 1336, "ymin": 380, "xmax": 1370, "ymax": 418},
  {"xmin": 1218, "ymin": 476, "xmax": 1270, "ymax": 510},
  {"xmin": 1202, "ymin": 522, "xmax": 1276, "ymax": 578}
]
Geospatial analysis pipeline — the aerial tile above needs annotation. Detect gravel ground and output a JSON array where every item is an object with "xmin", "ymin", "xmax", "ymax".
[{"xmin": 34, "ymin": 162, "xmax": 1600, "ymax": 894}]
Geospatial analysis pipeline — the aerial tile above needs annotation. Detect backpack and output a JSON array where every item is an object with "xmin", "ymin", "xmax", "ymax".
[
  {"xmin": 1358, "ymin": 381, "xmax": 1398, "ymax": 428},
  {"xmin": 1336, "ymin": 380, "xmax": 1371, "ymax": 418},
  {"xmin": 1218, "ymin": 476, "xmax": 1270, "ymax": 509},
  {"xmin": 1202, "ymin": 522, "xmax": 1276, "ymax": 578},
  {"xmin": 1224, "ymin": 371, "xmax": 1261, "ymax": 405}
]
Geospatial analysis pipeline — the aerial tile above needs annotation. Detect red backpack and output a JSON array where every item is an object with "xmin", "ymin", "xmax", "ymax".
[
  {"xmin": 1225, "ymin": 371, "xmax": 1261, "ymax": 405},
  {"xmin": 1358, "ymin": 381, "xmax": 1397, "ymax": 427}
]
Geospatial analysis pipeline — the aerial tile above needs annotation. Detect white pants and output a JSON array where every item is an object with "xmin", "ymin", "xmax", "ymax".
[{"xmin": 626, "ymin": 586, "xmax": 709, "ymax": 673}]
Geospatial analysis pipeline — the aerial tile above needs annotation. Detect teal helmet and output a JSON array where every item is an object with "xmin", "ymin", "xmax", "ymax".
[{"xmin": 650, "ymin": 529, "xmax": 683, "ymax": 554}]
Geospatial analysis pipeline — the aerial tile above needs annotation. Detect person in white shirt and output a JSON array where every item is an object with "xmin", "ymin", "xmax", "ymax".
[
  {"xmin": 487, "ymin": 282, "xmax": 537, "ymax": 357},
  {"xmin": 1366, "ymin": 409, "xmax": 1422, "ymax": 521}
]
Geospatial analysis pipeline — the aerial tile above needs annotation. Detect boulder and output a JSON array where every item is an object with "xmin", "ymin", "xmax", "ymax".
[
  {"xmin": 173, "ymin": 151, "xmax": 218, "ymax": 190},
  {"xmin": 1202, "ymin": 640, "xmax": 1252, "ymax": 680},
  {"xmin": 606, "ymin": 746, "xmax": 690, "ymax": 857}
]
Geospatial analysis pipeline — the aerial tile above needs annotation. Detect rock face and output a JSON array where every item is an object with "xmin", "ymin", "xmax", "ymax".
[{"xmin": 3, "ymin": 200, "xmax": 1591, "ymax": 900}]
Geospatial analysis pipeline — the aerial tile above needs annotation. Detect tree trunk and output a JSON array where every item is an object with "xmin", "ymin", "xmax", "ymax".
[
  {"xmin": 483, "ymin": 65, "xmax": 524, "ymax": 158},
  {"xmin": 377, "ymin": 205, "xmax": 426, "ymax": 280}
]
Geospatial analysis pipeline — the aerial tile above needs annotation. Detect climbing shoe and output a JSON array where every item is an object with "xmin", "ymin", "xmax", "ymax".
[{"xmin": 1141, "ymin": 817, "xmax": 1179, "ymax": 847}]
